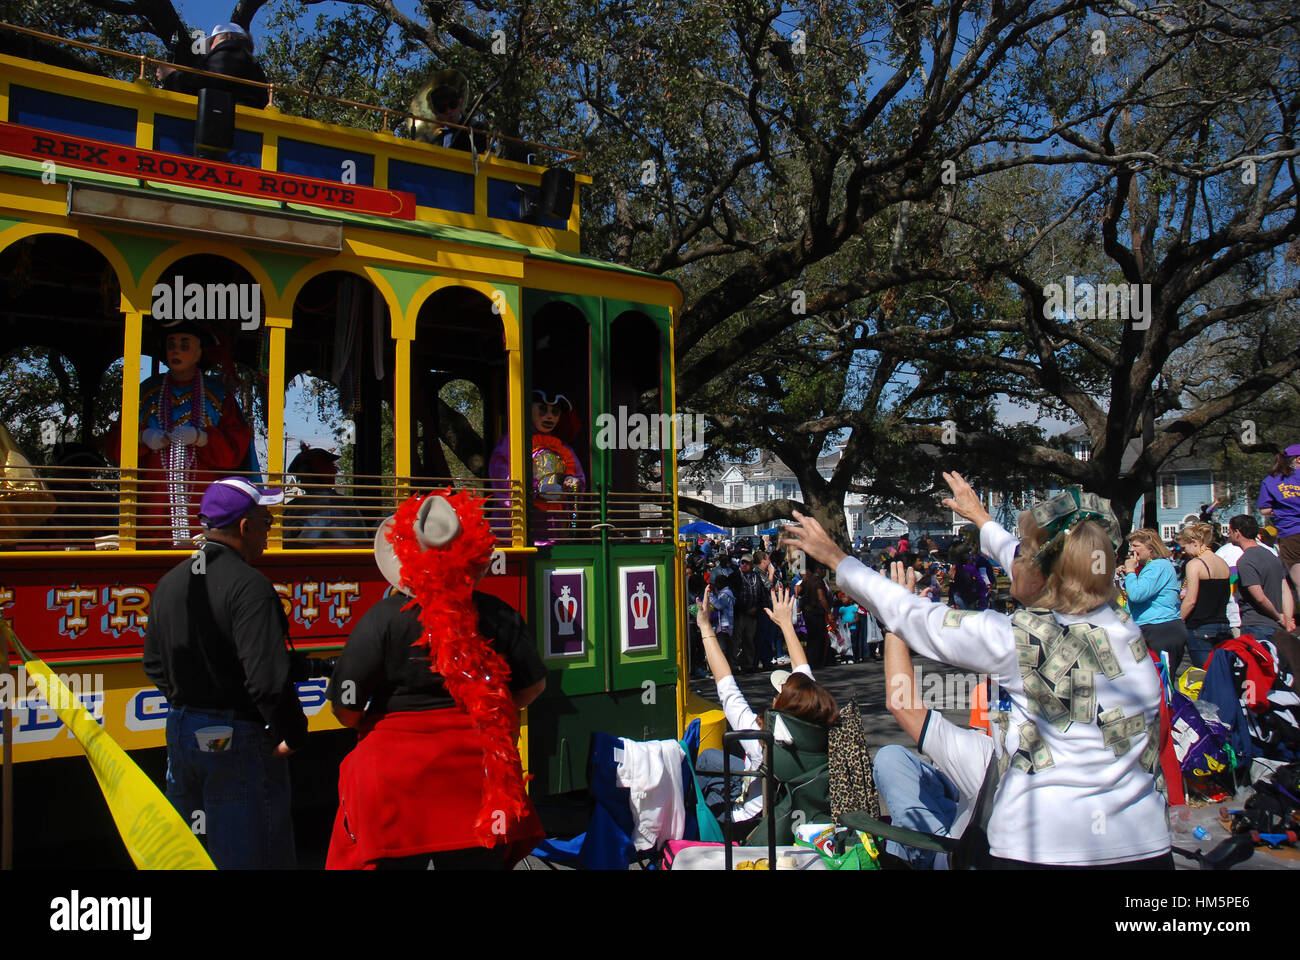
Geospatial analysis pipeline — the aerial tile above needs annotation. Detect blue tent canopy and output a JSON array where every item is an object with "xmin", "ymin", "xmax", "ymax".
[{"xmin": 679, "ymin": 520, "xmax": 726, "ymax": 535}]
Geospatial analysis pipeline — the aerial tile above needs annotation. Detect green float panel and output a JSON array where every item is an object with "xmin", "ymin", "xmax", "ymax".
[
  {"xmin": 533, "ymin": 546, "xmax": 606, "ymax": 696},
  {"xmin": 607, "ymin": 543, "xmax": 679, "ymax": 692},
  {"xmin": 527, "ymin": 687, "xmax": 678, "ymax": 796}
]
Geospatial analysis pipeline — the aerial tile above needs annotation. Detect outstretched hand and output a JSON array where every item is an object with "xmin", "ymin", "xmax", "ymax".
[
  {"xmin": 889, "ymin": 560, "xmax": 917, "ymax": 595},
  {"xmin": 696, "ymin": 585, "xmax": 714, "ymax": 633},
  {"xmin": 765, "ymin": 584, "xmax": 795, "ymax": 629},
  {"xmin": 782, "ymin": 511, "xmax": 848, "ymax": 571},
  {"xmin": 941, "ymin": 471, "xmax": 992, "ymax": 528}
]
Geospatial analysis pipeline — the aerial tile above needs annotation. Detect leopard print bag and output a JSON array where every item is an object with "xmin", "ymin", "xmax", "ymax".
[{"xmin": 828, "ymin": 697, "xmax": 881, "ymax": 822}]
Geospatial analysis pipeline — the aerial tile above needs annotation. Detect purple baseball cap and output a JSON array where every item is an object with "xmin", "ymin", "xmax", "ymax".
[
  {"xmin": 199, "ymin": 477, "xmax": 283, "ymax": 529},
  {"xmin": 1286, "ymin": 443, "xmax": 1300, "ymax": 457}
]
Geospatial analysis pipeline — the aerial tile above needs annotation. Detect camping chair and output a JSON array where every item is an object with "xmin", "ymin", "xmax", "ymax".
[
  {"xmin": 527, "ymin": 718, "xmax": 721, "ymax": 869},
  {"xmin": 838, "ymin": 760, "xmax": 998, "ymax": 870}
]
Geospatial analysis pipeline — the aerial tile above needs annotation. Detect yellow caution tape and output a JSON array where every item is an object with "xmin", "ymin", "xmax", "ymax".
[{"xmin": 19, "ymin": 654, "xmax": 215, "ymax": 869}]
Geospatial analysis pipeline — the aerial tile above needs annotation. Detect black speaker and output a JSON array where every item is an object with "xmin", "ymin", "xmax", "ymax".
[
  {"xmin": 538, "ymin": 167, "xmax": 575, "ymax": 219},
  {"xmin": 195, "ymin": 88, "xmax": 235, "ymax": 157}
]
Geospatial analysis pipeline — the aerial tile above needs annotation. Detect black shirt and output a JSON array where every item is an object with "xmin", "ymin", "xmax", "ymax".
[
  {"xmin": 326, "ymin": 591, "xmax": 545, "ymax": 717},
  {"xmin": 143, "ymin": 541, "xmax": 309, "ymax": 749},
  {"xmin": 164, "ymin": 43, "xmax": 269, "ymax": 108}
]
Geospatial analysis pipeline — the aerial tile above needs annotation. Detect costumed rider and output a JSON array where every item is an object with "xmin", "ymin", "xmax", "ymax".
[
  {"xmin": 786, "ymin": 474, "xmax": 1173, "ymax": 868},
  {"xmin": 488, "ymin": 385, "xmax": 587, "ymax": 544},
  {"xmin": 283, "ymin": 442, "xmax": 367, "ymax": 546},
  {"xmin": 325, "ymin": 489, "xmax": 547, "ymax": 869},
  {"xmin": 135, "ymin": 319, "xmax": 256, "ymax": 546}
]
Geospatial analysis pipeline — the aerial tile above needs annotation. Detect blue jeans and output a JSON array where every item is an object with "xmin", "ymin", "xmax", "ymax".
[
  {"xmin": 1186, "ymin": 623, "xmax": 1231, "ymax": 669},
  {"xmin": 1243, "ymin": 623, "xmax": 1277, "ymax": 645},
  {"xmin": 164, "ymin": 706, "xmax": 297, "ymax": 869},
  {"xmin": 873, "ymin": 744, "xmax": 960, "ymax": 869}
]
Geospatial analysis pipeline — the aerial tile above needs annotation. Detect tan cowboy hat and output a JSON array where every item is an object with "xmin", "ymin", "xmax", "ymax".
[{"xmin": 374, "ymin": 495, "xmax": 462, "ymax": 594}]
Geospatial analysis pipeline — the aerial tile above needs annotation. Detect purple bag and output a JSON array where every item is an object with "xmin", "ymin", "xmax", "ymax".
[{"xmin": 1169, "ymin": 692, "xmax": 1232, "ymax": 780}]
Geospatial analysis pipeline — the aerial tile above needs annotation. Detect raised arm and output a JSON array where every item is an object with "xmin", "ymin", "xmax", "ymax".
[
  {"xmin": 882, "ymin": 562, "xmax": 927, "ymax": 743},
  {"xmin": 696, "ymin": 586, "xmax": 733, "ymax": 682},
  {"xmin": 785, "ymin": 511, "xmax": 1016, "ymax": 678}
]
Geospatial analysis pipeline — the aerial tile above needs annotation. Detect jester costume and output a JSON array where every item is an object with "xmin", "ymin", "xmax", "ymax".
[
  {"xmin": 135, "ymin": 371, "xmax": 254, "ymax": 546},
  {"xmin": 325, "ymin": 490, "xmax": 544, "ymax": 869},
  {"xmin": 488, "ymin": 431, "xmax": 587, "ymax": 542}
]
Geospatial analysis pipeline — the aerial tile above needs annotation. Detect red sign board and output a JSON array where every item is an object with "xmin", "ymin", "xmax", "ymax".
[{"xmin": 0, "ymin": 121, "xmax": 417, "ymax": 220}]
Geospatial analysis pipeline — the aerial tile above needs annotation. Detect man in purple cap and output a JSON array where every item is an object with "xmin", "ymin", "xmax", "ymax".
[
  {"xmin": 144, "ymin": 476, "xmax": 308, "ymax": 868},
  {"xmin": 1260, "ymin": 443, "xmax": 1300, "ymax": 610}
]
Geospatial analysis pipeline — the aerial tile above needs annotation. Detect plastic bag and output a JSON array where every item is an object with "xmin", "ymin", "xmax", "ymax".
[{"xmin": 794, "ymin": 822, "xmax": 880, "ymax": 871}]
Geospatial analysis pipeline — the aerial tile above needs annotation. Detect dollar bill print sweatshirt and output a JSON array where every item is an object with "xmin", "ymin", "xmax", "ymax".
[{"xmin": 833, "ymin": 521, "xmax": 1170, "ymax": 866}]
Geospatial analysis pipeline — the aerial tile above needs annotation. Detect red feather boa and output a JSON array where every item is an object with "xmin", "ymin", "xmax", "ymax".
[{"xmin": 387, "ymin": 489, "xmax": 532, "ymax": 847}]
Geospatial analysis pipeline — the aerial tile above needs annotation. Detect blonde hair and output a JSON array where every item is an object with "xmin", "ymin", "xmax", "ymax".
[
  {"xmin": 1176, "ymin": 522, "xmax": 1215, "ymax": 549},
  {"xmin": 1127, "ymin": 528, "xmax": 1170, "ymax": 560},
  {"xmin": 1014, "ymin": 513, "xmax": 1118, "ymax": 615}
]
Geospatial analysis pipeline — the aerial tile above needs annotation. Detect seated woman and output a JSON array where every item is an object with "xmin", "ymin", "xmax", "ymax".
[
  {"xmin": 120, "ymin": 320, "xmax": 254, "ymax": 547},
  {"xmin": 695, "ymin": 584, "xmax": 838, "ymax": 840},
  {"xmin": 786, "ymin": 474, "xmax": 1171, "ymax": 869}
]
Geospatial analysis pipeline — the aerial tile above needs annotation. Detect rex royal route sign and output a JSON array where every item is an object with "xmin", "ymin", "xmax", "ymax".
[{"xmin": 0, "ymin": 121, "xmax": 417, "ymax": 219}]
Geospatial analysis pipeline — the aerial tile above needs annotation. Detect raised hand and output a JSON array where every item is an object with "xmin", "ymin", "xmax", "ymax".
[
  {"xmin": 765, "ymin": 584, "xmax": 795, "ymax": 629},
  {"xmin": 696, "ymin": 585, "xmax": 714, "ymax": 633},
  {"xmin": 782, "ymin": 510, "xmax": 848, "ymax": 570},
  {"xmin": 941, "ymin": 471, "xmax": 991, "ymax": 527},
  {"xmin": 889, "ymin": 560, "xmax": 918, "ymax": 595}
]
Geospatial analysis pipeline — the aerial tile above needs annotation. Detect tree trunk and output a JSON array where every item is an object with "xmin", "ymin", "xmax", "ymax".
[
  {"xmin": 802, "ymin": 487, "xmax": 849, "ymax": 550},
  {"xmin": 1142, "ymin": 399, "xmax": 1158, "ymax": 530}
]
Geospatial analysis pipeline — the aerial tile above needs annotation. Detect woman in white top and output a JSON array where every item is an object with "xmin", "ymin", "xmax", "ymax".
[
  {"xmin": 785, "ymin": 473, "xmax": 1172, "ymax": 868},
  {"xmin": 696, "ymin": 584, "xmax": 837, "ymax": 826}
]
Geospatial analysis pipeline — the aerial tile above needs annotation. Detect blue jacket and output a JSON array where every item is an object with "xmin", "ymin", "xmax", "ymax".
[{"xmin": 1125, "ymin": 558, "xmax": 1181, "ymax": 625}]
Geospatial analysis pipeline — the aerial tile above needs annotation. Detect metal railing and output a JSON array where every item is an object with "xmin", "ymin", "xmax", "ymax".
[
  {"xmin": 0, "ymin": 464, "xmax": 523, "ymax": 551},
  {"xmin": 0, "ymin": 21, "xmax": 582, "ymax": 162},
  {"xmin": 0, "ymin": 461, "xmax": 674, "ymax": 551},
  {"xmin": 532, "ymin": 489, "xmax": 673, "ymax": 545}
]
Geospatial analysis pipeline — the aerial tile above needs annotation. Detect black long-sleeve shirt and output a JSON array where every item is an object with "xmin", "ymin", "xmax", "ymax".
[
  {"xmin": 144, "ymin": 542, "xmax": 308, "ymax": 749},
  {"xmin": 163, "ymin": 43, "xmax": 269, "ymax": 108}
]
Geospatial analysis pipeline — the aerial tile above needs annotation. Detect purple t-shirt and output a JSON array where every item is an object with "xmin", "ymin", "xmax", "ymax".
[{"xmin": 1258, "ymin": 472, "xmax": 1300, "ymax": 536}]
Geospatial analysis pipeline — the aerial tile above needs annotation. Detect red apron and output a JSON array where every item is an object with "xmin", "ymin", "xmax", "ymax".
[{"xmin": 326, "ymin": 708, "xmax": 543, "ymax": 869}]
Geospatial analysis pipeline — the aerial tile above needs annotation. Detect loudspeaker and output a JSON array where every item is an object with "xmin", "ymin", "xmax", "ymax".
[
  {"xmin": 195, "ymin": 88, "xmax": 235, "ymax": 156},
  {"xmin": 538, "ymin": 167, "xmax": 575, "ymax": 219}
]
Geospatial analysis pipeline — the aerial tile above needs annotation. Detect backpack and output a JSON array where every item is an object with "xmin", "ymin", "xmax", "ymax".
[{"xmin": 1167, "ymin": 690, "xmax": 1235, "ymax": 795}]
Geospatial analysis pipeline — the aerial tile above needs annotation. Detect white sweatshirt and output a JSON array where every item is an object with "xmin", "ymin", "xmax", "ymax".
[{"xmin": 833, "ymin": 523, "xmax": 1170, "ymax": 866}]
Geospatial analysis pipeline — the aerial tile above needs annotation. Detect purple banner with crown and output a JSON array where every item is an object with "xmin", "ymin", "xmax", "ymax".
[
  {"xmin": 545, "ymin": 568, "xmax": 585, "ymax": 657},
  {"xmin": 620, "ymin": 566, "xmax": 659, "ymax": 651}
]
